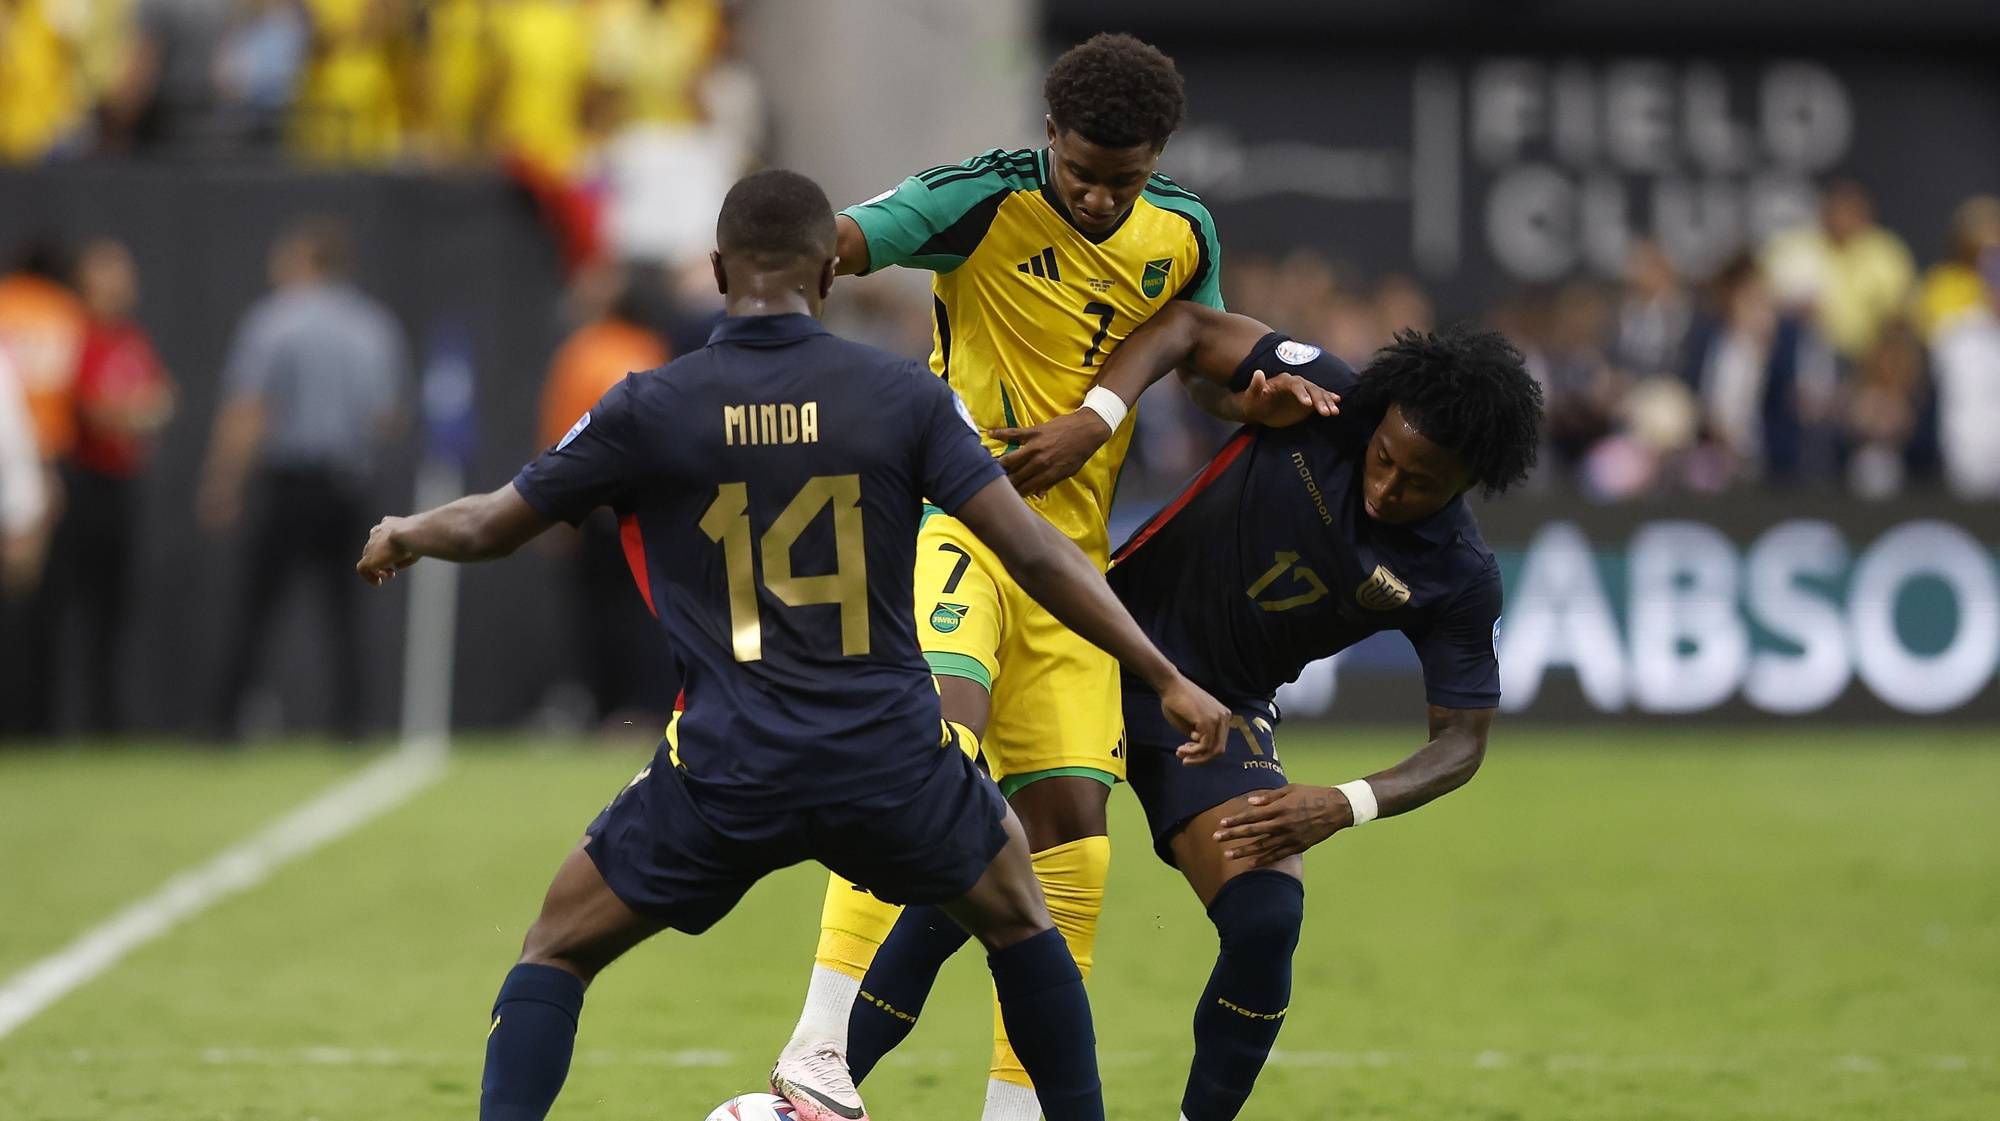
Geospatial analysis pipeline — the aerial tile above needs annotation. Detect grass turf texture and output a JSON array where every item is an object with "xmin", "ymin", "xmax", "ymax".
[{"xmin": 1, "ymin": 729, "xmax": 1995, "ymax": 1120}]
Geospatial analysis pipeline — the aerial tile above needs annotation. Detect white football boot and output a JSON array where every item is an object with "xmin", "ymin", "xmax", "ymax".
[{"xmin": 770, "ymin": 1043, "xmax": 869, "ymax": 1121}]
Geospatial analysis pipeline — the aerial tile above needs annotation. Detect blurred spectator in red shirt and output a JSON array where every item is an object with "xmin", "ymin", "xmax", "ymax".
[
  {"xmin": 67, "ymin": 240, "xmax": 174, "ymax": 730},
  {"xmin": 24, "ymin": 239, "xmax": 175, "ymax": 736}
]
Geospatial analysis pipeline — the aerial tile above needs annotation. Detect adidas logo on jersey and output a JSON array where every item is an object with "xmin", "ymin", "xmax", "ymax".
[{"xmin": 1016, "ymin": 247, "xmax": 1062, "ymax": 281}]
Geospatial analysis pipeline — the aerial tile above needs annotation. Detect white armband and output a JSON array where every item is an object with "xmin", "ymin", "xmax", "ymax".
[
  {"xmin": 1335, "ymin": 779, "xmax": 1378, "ymax": 826},
  {"xmin": 1080, "ymin": 386, "xmax": 1129, "ymax": 432}
]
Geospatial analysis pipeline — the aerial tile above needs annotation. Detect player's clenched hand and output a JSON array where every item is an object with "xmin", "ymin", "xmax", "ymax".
[
  {"xmin": 1213, "ymin": 783, "xmax": 1351, "ymax": 865},
  {"xmin": 356, "ymin": 517, "xmax": 419, "ymax": 586},
  {"xmin": 992, "ymin": 410, "xmax": 1114, "ymax": 497},
  {"xmin": 1231, "ymin": 370, "xmax": 1339, "ymax": 428},
  {"xmin": 1158, "ymin": 675, "xmax": 1232, "ymax": 765}
]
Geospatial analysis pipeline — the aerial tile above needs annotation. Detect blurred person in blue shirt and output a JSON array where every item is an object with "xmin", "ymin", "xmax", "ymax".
[{"xmin": 198, "ymin": 217, "xmax": 408, "ymax": 740}]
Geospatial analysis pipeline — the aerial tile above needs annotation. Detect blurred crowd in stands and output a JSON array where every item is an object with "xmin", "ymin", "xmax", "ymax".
[
  {"xmin": 1150, "ymin": 185, "xmax": 2000, "ymax": 507},
  {"xmin": 0, "ymin": 0, "xmax": 762, "ymax": 267},
  {"xmin": 5, "ymin": 5, "xmax": 1996, "ymax": 506}
]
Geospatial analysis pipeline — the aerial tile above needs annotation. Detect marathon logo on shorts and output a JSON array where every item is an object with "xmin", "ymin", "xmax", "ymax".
[
  {"xmin": 1141, "ymin": 257, "xmax": 1172, "ymax": 298},
  {"xmin": 930, "ymin": 602, "xmax": 969, "ymax": 632},
  {"xmin": 1355, "ymin": 564, "xmax": 1412, "ymax": 611}
]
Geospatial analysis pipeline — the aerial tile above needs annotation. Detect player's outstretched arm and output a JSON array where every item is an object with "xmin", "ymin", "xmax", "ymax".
[
  {"xmin": 1212, "ymin": 706, "xmax": 1492, "ymax": 866},
  {"xmin": 355, "ymin": 483, "xmax": 553, "ymax": 586},
  {"xmin": 993, "ymin": 302, "xmax": 1338, "ymax": 496},
  {"xmin": 953, "ymin": 476, "xmax": 1233, "ymax": 754}
]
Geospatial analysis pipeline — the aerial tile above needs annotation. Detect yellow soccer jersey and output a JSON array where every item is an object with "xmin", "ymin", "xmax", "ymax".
[{"xmin": 845, "ymin": 147, "xmax": 1223, "ymax": 564}]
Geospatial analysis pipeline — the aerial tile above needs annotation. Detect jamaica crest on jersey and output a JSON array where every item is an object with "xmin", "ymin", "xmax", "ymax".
[{"xmin": 1354, "ymin": 564, "xmax": 1412, "ymax": 611}]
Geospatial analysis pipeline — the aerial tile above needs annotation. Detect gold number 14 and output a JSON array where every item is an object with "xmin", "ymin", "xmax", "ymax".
[{"xmin": 698, "ymin": 474, "xmax": 871, "ymax": 662}]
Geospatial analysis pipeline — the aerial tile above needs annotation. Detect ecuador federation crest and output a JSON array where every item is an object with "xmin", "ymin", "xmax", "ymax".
[
  {"xmin": 1354, "ymin": 565, "xmax": 1412, "ymax": 611},
  {"xmin": 1141, "ymin": 257, "xmax": 1173, "ymax": 298},
  {"xmin": 930, "ymin": 602, "xmax": 970, "ymax": 633}
]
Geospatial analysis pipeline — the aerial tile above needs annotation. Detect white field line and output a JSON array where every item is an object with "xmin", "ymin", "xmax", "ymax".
[
  {"xmin": 33, "ymin": 1045, "xmax": 1991, "ymax": 1077},
  {"xmin": 0, "ymin": 750, "xmax": 445, "ymax": 1040}
]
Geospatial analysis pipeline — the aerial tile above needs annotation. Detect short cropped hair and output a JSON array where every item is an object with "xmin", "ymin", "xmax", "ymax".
[
  {"xmin": 1044, "ymin": 33, "xmax": 1186, "ymax": 150},
  {"xmin": 1345, "ymin": 325, "xmax": 1545, "ymax": 495},
  {"xmin": 716, "ymin": 170, "xmax": 837, "ymax": 270}
]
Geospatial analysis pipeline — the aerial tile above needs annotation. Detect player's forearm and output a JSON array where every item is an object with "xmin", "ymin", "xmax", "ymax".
[
  {"xmin": 390, "ymin": 491, "xmax": 529, "ymax": 562},
  {"xmin": 1180, "ymin": 375, "xmax": 1247, "ymax": 423},
  {"xmin": 1004, "ymin": 523, "xmax": 1179, "ymax": 692},
  {"xmin": 1093, "ymin": 301, "xmax": 1202, "ymax": 407},
  {"xmin": 1101, "ymin": 303, "xmax": 1282, "ymax": 417},
  {"xmin": 1354, "ymin": 709, "xmax": 1491, "ymax": 819}
]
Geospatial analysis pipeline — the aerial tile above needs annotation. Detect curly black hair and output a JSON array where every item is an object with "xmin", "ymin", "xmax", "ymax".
[
  {"xmin": 1342, "ymin": 325, "xmax": 1545, "ymax": 495},
  {"xmin": 1043, "ymin": 33, "xmax": 1186, "ymax": 150}
]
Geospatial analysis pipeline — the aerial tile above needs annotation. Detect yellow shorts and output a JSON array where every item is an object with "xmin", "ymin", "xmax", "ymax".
[{"xmin": 914, "ymin": 511, "xmax": 1124, "ymax": 783}]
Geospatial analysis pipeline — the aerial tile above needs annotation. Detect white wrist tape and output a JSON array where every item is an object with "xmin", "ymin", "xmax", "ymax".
[
  {"xmin": 1335, "ymin": 779, "xmax": 1378, "ymax": 826},
  {"xmin": 1080, "ymin": 386, "xmax": 1129, "ymax": 432}
]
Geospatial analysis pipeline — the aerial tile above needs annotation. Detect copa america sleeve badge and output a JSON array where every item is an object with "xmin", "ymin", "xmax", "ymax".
[{"xmin": 1274, "ymin": 340, "xmax": 1323, "ymax": 367}]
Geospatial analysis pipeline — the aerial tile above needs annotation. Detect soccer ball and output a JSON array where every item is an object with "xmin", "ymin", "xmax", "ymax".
[{"xmin": 704, "ymin": 1093, "xmax": 798, "ymax": 1121}]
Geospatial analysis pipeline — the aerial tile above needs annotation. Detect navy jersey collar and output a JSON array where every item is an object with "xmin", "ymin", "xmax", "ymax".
[
  {"xmin": 707, "ymin": 313, "xmax": 829, "ymax": 346},
  {"xmin": 1395, "ymin": 495, "xmax": 1467, "ymax": 546}
]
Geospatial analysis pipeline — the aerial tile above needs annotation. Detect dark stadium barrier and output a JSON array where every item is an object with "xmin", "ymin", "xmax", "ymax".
[
  {"xmin": 0, "ymin": 164, "xmax": 576, "ymax": 737},
  {"xmin": 5, "ymin": 165, "xmax": 1993, "ymax": 734}
]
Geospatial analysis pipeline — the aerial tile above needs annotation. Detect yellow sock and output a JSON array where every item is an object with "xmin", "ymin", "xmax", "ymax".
[
  {"xmin": 814, "ymin": 872, "xmax": 903, "ymax": 980},
  {"xmin": 988, "ymin": 833, "xmax": 1111, "ymax": 1088}
]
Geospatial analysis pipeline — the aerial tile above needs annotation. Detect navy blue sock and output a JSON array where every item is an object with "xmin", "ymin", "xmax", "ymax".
[
  {"xmin": 989, "ymin": 927, "xmax": 1104, "ymax": 1121},
  {"xmin": 848, "ymin": 905, "xmax": 972, "ymax": 1084},
  {"xmin": 1181, "ymin": 871, "xmax": 1303, "ymax": 1121},
  {"xmin": 480, "ymin": 963, "xmax": 586, "ymax": 1121}
]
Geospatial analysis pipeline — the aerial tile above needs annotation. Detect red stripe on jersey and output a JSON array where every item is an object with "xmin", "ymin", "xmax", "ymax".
[
  {"xmin": 1112, "ymin": 430, "xmax": 1254, "ymax": 566},
  {"xmin": 619, "ymin": 513, "xmax": 657, "ymax": 617}
]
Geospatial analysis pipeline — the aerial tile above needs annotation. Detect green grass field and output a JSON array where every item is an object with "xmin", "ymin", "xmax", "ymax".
[{"xmin": 2, "ymin": 728, "xmax": 1996, "ymax": 1121}]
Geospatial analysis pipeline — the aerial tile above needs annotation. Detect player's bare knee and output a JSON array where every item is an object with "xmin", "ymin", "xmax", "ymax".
[
  {"xmin": 966, "ymin": 893, "xmax": 1052, "ymax": 951},
  {"xmin": 514, "ymin": 935, "xmax": 602, "ymax": 986},
  {"xmin": 515, "ymin": 915, "xmax": 621, "ymax": 984}
]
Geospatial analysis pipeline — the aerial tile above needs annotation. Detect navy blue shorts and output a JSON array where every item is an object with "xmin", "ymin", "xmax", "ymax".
[
  {"xmin": 584, "ymin": 740, "xmax": 1009, "ymax": 933},
  {"xmin": 1124, "ymin": 681, "xmax": 1288, "ymax": 867}
]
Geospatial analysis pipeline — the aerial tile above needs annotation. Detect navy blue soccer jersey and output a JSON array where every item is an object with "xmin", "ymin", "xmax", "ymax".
[
  {"xmin": 1108, "ymin": 332, "xmax": 1503, "ymax": 711},
  {"xmin": 512, "ymin": 314, "xmax": 1003, "ymax": 806}
]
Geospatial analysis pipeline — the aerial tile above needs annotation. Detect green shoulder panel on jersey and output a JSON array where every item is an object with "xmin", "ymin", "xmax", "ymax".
[
  {"xmin": 845, "ymin": 149, "xmax": 1043, "ymax": 275},
  {"xmin": 1142, "ymin": 176, "xmax": 1225, "ymax": 310}
]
